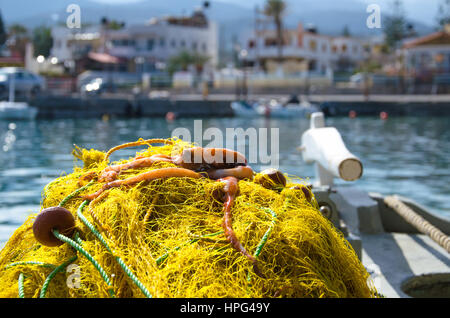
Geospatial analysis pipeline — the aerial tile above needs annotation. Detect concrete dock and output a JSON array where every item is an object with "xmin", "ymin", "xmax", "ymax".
[{"xmin": 26, "ymin": 93, "xmax": 450, "ymax": 119}]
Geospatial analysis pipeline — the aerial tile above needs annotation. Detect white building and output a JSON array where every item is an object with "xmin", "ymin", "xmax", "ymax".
[
  {"xmin": 402, "ymin": 25, "xmax": 450, "ymax": 78},
  {"xmin": 244, "ymin": 23, "xmax": 366, "ymax": 75},
  {"xmin": 108, "ymin": 13, "xmax": 218, "ymax": 71},
  {"xmin": 51, "ymin": 26, "xmax": 102, "ymax": 65},
  {"xmin": 50, "ymin": 9, "xmax": 218, "ymax": 74}
]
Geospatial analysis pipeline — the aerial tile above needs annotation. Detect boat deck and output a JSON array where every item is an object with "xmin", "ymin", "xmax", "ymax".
[{"xmin": 361, "ymin": 232, "xmax": 450, "ymax": 297}]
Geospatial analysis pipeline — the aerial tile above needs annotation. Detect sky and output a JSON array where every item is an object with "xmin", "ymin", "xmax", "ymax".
[
  {"xmin": 219, "ymin": 0, "xmax": 441, "ymax": 25},
  {"xmin": 92, "ymin": 0, "xmax": 442, "ymax": 25}
]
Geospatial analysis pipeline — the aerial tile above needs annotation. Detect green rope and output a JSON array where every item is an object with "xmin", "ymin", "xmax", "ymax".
[
  {"xmin": 39, "ymin": 256, "xmax": 77, "ymax": 298},
  {"xmin": 76, "ymin": 200, "xmax": 152, "ymax": 298},
  {"xmin": 156, "ymin": 230, "xmax": 224, "ymax": 266},
  {"xmin": 5, "ymin": 261, "xmax": 56, "ymax": 270},
  {"xmin": 58, "ymin": 180, "xmax": 94, "ymax": 207},
  {"xmin": 247, "ymin": 207, "xmax": 277, "ymax": 284},
  {"xmin": 76, "ymin": 201, "xmax": 112, "ymax": 253},
  {"xmin": 18, "ymin": 273, "xmax": 25, "ymax": 298},
  {"xmin": 253, "ymin": 207, "xmax": 277, "ymax": 258},
  {"xmin": 52, "ymin": 229, "xmax": 115, "ymax": 298}
]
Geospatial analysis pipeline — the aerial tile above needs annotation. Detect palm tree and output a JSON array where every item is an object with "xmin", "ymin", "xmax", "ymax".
[{"xmin": 264, "ymin": 0, "xmax": 286, "ymax": 63}]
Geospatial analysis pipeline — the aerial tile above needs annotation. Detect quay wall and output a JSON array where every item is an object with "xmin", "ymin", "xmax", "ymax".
[
  {"xmin": 32, "ymin": 96, "xmax": 234, "ymax": 119},
  {"xmin": 29, "ymin": 95, "xmax": 450, "ymax": 119}
]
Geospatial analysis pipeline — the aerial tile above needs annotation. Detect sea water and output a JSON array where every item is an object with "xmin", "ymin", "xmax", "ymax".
[{"xmin": 0, "ymin": 116, "xmax": 449, "ymax": 245}]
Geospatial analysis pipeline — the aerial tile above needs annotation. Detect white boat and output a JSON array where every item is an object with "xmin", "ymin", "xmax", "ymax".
[
  {"xmin": 256, "ymin": 95, "xmax": 320, "ymax": 118},
  {"xmin": 230, "ymin": 100, "xmax": 258, "ymax": 117},
  {"xmin": 0, "ymin": 101, "xmax": 38, "ymax": 120},
  {"xmin": 232, "ymin": 96, "xmax": 320, "ymax": 119},
  {"xmin": 256, "ymin": 101, "xmax": 319, "ymax": 118},
  {"xmin": 0, "ymin": 72, "xmax": 38, "ymax": 120}
]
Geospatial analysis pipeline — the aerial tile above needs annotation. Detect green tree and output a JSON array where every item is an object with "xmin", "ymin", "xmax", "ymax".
[
  {"xmin": 383, "ymin": 0, "xmax": 407, "ymax": 50},
  {"xmin": 0, "ymin": 10, "xmax": 7, "ymax": 48},
  {"xmin": 33, "ymin": 25, "xmax": 53, "ymax": 57},
  {"xmin": 264, "ymin": 0, "xmax": 286, "ymax": 62},
  {"xmin": 342, "ymin": 25, "xmax": 351, "ymax": 37},
  {"xmin": 7, "ymin": 24, "xmax": 29, "ymax": 57},
  {"xmin": 100, "ymin": 17, "xmax": 125, "ymax": 30},
  {"xmin": 436, "ymin": 0, "xmax": 450, "ymax": 29},
  {"xmin": 167, "ymin": 50, "xmax": 210, "ymax": 75}
]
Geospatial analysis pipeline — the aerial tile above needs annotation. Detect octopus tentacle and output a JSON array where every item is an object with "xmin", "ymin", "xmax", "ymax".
[
  {"xmin": 219, "ymin": 177, "xmax": 263, "ymax": 277},
  {"xmin": 100, "ymin": 147, "xmax": 249, "ymax": 182},
  {"xmin": 99, "ymin": 155, "xmax": 173, "ymax": 182},
  {"xmin": 83, "ymin": 167, "xmax": 201, "ymax": 201}
]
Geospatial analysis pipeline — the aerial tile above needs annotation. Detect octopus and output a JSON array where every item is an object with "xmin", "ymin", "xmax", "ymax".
[{"xmin": 34, "ymin": 140, "xmax": 287, "ymax": 277}]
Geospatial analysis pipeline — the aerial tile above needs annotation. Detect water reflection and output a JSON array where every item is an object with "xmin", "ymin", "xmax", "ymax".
[{"xmin": 0, "ymin": 116, "xmax": 449, "ymax": 244}]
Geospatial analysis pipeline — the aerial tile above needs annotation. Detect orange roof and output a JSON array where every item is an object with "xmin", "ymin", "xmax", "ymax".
[{"xmin": 403, "ymin": 31, "xmax": 450, "ymax": 48}]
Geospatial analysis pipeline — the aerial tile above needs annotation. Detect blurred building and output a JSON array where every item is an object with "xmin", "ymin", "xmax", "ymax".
[
  {"xmin": 243, "ymin": 23, "xmax": 366, "ymax": 75},
  {"xmin": 402, "ymin": 24, "xmax": 450, "ymax": 82},
  {"xmin": 50, "ymin": 8, "xmax": 218, "ymax": 75}
]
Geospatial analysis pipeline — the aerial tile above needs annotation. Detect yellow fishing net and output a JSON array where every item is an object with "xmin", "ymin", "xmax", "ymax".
[{"xmin": 0, "ymin": 138, "xmax": 377, "ymax": 298}]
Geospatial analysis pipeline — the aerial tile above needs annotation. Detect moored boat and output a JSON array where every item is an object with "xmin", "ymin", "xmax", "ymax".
[{"xmin": 0, "ymin": 101, "xmax": 38, "ymax": 120}]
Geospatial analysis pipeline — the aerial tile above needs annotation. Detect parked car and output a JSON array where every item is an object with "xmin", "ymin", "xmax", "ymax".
[
  {"xmin": 0, "ymin": 67, "xmax": 46, "ymax": 99},
  {"xmin": 80, "ymin": 77, "xmax": 116, "ymax": 95}
]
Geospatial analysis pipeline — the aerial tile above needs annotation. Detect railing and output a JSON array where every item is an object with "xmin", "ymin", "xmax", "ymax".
[
  {"xmin": 45, "ymin": 77, "xmax": 77, "ymax": 95},
  {"xmin": 36, "ymin": 72, "xmax": 450, "ymax": 97}
]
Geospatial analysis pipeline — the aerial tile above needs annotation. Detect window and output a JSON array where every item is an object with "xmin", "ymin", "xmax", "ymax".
[
  {"xmin": 192, "ymin": 41, "xmax": 198, "ymax": 51},
  {"xmin": 171, "ymin": 39, "xmax": 176, "ymax": 48},
  {"xmin": 342, "ymin": 44, "xmax": 347, "ymax": 53},
  {"xmin": 180, "ymin": 40, "xmax": 186, "ymax": 48},
  {"xmin": 147, "ymin": 39, "xmax": 155, "ymax": 51},
  {"xmin": 322, "ymin": 43, "xmax": 327, "ymax": 53},
  {"xmin": 309, "ymin": 40, "xmax": 317, "ymax": 52},
  {"xmin": 202, "ymin": 43, "xmax": 207, "ymax": 52},
  {"xmin": 159, "ymin": 37, "xmax": 165, "ymax": 47}
]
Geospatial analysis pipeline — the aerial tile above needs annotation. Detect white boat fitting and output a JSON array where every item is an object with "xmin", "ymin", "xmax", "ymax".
[{"xmin": 301, "ymin": 112, "xmax": 450, "ymax": 298}]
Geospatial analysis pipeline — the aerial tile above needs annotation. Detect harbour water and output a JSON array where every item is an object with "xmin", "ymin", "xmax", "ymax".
[{"xmin": 1, "ymin": 115, "xmax": 449, "ymax": 245}]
